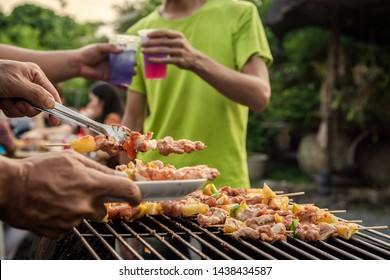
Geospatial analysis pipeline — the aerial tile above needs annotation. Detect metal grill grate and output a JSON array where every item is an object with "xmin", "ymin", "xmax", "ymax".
[{"xmin": 32, "ymin": 214, "xmax": 390, "ymax": 260}]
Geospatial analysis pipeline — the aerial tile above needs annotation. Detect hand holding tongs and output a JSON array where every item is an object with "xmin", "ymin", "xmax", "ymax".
[{"xmin": 32, "ymin": 102, "xmax": 130, "ymax": 144}]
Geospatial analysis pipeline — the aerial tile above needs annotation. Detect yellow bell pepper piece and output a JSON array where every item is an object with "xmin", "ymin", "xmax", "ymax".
[
  {"xmin": 143, "ymin": 202, "xmax": 163, "ymax": 215},
  {"xmin": 129, "ymin": 204, "xmax": 148, "ymax": 222},
  {"xmin": 70, "ymin": 135, "xmax": 97, "ymax": 154},
  {"xmin": 274, "ymin": 213, "xmax": 283, "ymax": 224}
]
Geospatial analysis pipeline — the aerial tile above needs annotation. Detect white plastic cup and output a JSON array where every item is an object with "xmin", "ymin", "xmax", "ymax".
[{"xmin": 109, "ymin": 34, "xmax": 140, "ymax": 88}]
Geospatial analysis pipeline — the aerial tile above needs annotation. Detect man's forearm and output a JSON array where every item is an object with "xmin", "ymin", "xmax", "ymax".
[
  {"xmin": 191, "ymin": 52, "xmax": 271, "ymax": 112},
  {"xmin": 0, "ymin": 44, "xmax": 79, "ymax": 83},
  {"xmin": 0, "ymin": 156, "xmax": 17, "ymax": 217}
]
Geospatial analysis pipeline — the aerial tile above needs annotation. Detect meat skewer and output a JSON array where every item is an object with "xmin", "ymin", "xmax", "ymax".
[
  {"xmin": 49, "ymin": 131, "xmax": 207, "ymax": 160},
  {"xmin": 116, "ymin": 159, "xmax": 220, "ymax": 181},
  {"xmin": 197, "ymin": 207, "xmax": 230, "ymax": 227}
]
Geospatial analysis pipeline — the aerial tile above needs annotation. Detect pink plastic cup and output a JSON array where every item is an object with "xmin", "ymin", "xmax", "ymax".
[{"xmin": 138, "ymin": 29, "xmax": 167, "ymax": 79}]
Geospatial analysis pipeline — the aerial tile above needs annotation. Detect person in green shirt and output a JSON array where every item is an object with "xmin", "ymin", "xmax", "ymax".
[{"xmin": 123, "ymin": 0, "xmax": 273, "ymax": 188}]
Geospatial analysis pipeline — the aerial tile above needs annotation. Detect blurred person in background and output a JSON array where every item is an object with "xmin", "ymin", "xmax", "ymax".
[
  {"xmin": 0, "ymin": 43, "xmax": 140, "ymax": 259},
  {"xmin": 81, "ymin": 81, "xmax": 124, "ymax": 168},
  {"xmin": 122, "ymin": 0, "xmax": 273, "ymax": 188},
  {"xmin": 83, "ymin": 81, "xmax": 124, "ymax": 127}
]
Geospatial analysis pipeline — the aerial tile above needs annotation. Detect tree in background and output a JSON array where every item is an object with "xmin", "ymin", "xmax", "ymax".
[
  {"xmin": 0, "ymin": 3, "xmax": 97, "ymax": 107},
  {"xmin": 112, "ymin": 0, "xmax": 162, "ymax": 33},
  {"xmin": 0, "ymin": 3, "xmax": 95, "ymax": 49}
]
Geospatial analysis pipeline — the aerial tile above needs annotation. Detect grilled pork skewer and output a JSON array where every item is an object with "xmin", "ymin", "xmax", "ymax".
[
  {"xmin": 115, "ymin": 159, "xmax": 220, "ymax": 181},
  {"xmin": 49, "ymin": 131, "xmax": 207, "ymax": 159},
  {"xmin": 103, "ymin": 199, "xmax": 211, "ymax": 222},
  {"xmin": 228, "ymin": 222, "xmax": 288, "ymax": 243},
  {"xmin": 197, "ymin": 207, "xmax": 229, "ymax": 227}
]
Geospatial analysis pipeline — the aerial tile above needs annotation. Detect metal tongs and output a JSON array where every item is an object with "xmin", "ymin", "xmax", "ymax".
[{"xmin": 32, "ymin": 102, "xmax": 130, "ymax": 144}]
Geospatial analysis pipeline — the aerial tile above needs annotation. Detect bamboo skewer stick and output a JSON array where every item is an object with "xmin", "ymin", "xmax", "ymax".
[
  {"xmin": 327, "ymin": 210, "xmax": 347, "ymax": 214},
  {"xmin": 246, "ymin": 191, "xmax": 303, "ymax": 197},
  {"xmin": 346, "ymin": 220, "xmax": 363, "ymax": 223},
  {"xmin": 45, "ymin": 143, "xmax": 71, "ymax": 147},
  {"xmin": 206, "ymin": 218, "xmax": 364, "ymax": 229},
  {"xmin": 358, "ymin": 226, "xmax": 388, "ymax": 230},
  {"xmin": 246, "ymin": 190, "xmax": 284, "ymax": 194},
  {"xmin": 278, "ymin": 192, "xmax": 305, "ymax": 197}
]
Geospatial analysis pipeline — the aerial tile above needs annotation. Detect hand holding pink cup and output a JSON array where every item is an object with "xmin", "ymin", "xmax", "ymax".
[{"xmin": 138, "ymin": 29, "xmax": 167, "ymax": 79}]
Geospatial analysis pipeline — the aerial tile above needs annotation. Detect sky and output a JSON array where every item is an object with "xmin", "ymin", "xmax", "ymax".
[{"xmin": 1, "ymin": 0, "xmax": 142, "ymax": 35}]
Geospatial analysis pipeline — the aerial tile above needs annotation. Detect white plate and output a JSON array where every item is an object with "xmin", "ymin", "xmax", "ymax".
[
  {"xmin": 104, "ymin": 178, "xmax": 207, "ymax": 202},
  {"xmin": 137, "ymin": 178, "xmax": 207, "ymax": 201}
]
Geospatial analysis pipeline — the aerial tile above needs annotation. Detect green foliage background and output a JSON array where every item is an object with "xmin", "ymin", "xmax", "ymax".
[{"xmin": 0, "ymin": 3, "xmax": 97, "ymax": 107}]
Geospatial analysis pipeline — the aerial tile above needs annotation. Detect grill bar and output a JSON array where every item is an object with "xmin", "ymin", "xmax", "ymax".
[
  {"xmin": 83, "ymin": 219, "xmax": 123, "ymax": 260},
  {"xmin": 357, "ymin": 229, "xmax": 390, "ymax": 241},
  {"xmin": 317, "ymin": 240, "xmax": 362, "ymax": 260},
  {"xmin": 253, "ymin": 239, "xmax": 299, "ymax": 259},
  {"xmin": 288, "ymin": 238, "xmax": 340, "ymax": 260},
  {"xmin": 349, "ymin": 237, "xmax": 390, "ymax": 258},
  {"xmin": 120, "ymin": 221, "xmax": 165, "ymax": 260},
  {"xmin": 329, "ymin": 238, "xmax": 386, "ymax": 260},
  {"xmin": 230, "ymin": 238, "xmax": 278, "ymax": 260},
  {"xmin": 167, "ymin": 216, "xmax": 238, "ymax": 260},
  {"xmin": 274, "ymin": 240, "xmax": 321, "ymax": 259},
  {"xmin": 147, "ymin": 215, "xmax": 211, "ymax": 260},
  {"xmin": 136, "ymin": 219, "xmax": 190, "ymax": 260},
  {"xmin": 105, "ymin": 223, "xmax": 144, "ymax": 260},
  {"xmin": 72, "ymin": 227, "xmax": 101, "ymax": 260},
  {"xmin": 182, "ymin": 217, "xmax": 252, "ymax": 259},
  {"xmin": 167, "ymin": 217, "xmax": 234, "ymax": 260},
  {"xmin": 355, "ymin": 232, "xmax": 390, "ymax": 249}
]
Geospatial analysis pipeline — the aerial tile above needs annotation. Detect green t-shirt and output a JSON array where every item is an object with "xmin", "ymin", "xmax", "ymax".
[{"xmin": 127, "ymin": 0, "xmax": 272, "ymax": 188}]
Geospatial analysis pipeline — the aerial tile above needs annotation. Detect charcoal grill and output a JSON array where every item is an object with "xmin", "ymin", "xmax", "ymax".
[{"xmin": 31, "ymin": 214, "xmax": 390, "ymax": 260}]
